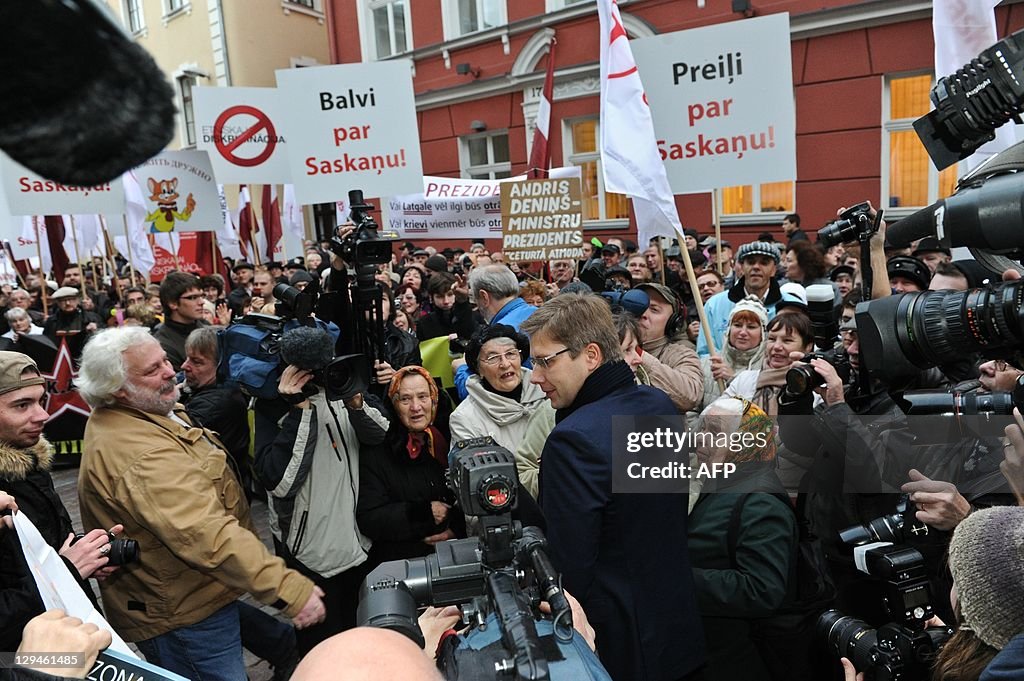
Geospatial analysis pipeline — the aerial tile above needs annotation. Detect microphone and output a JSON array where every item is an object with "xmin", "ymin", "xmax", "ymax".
[
  {"xmin": 280, "ymin": 326, "xmax": 335, "ymax": 371},
  {"xmin": 0, "ymin": 0, "xmax": 175, "ymax": 185}
]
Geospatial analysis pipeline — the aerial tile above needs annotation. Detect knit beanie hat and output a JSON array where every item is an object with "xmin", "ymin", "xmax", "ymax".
[
  {"xmin": 729, "ymin": 295, "xmax": 769, "ymax": 328},
  {"xmin": 948, "ymin": 505, "xmax": 1024, "ymax": 650}
]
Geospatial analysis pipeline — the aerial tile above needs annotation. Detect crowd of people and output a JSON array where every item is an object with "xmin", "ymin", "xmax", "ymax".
[{"xmin": 1, "ymin": 208, "xmax": 1024, "ymax": 681}]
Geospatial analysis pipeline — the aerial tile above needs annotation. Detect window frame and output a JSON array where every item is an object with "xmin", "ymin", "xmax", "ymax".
[
  {"xmin": 366, "ymin": 0, "xmax": 412, "ymax": 60},
  {"xmin": 544, "ymin": 0, "xmax": 593, "ymax": 11},
  {"xmin": 717, "ymin": 181, "xmax": 796, "ymax": 226},
  {"xmin": 442, "ymin": 0, "xmax": 507, "ymax": 41},
  {"xmin": 177, "ymin": 75, "xmax": 197, "ymax": 148},
  {"xmin": 124, "ymin": 0, "xmax": 145, "ymax": 34},
  {"xmin": 562, "ymin": 116, "xmax": 629, "ymax": 227},
  {"xmin": 459, "ymin": 130, "xmax": 512, "ymax": 180},
  {"xmin": 881, "ymin": 70, "xmax": 957, "ymax": 220}
]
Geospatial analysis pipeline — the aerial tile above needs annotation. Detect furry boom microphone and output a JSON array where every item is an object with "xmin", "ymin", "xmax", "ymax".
[
  {"xmin": 0, "ymin": 0, "xmax": 175, "ymax": 185},
  {"xmin": 279, "ymin": 326, "xmax": 336, "ymax": 372}
]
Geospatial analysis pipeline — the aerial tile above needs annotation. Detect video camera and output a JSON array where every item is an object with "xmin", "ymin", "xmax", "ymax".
[
  {"xmin": 357, "ymin": 437, "xmax": 606, "ymax": 681},
  {"xmin": 819, "ymin": 502, "xmax": 953, "ymax": 681},
  {"xmin": 330, "ymin": 189, "xmax": 394, "ymax": 266}
]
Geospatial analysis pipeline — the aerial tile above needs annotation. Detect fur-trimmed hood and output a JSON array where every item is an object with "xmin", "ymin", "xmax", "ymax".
[{"xmin": 0, "ymin": 437, "xmax": 54, "ymax": 481}]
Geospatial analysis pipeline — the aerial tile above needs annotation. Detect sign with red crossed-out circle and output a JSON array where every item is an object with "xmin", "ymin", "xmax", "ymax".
[{"xmin": 195, "ymin": 87, "xmax": 292, "ymax": 183}]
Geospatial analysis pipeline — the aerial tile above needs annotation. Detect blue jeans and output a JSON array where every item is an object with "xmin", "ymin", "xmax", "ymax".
[{"xmin": 136, "ymin": 602, "xmax": 246, "ymax": 681}]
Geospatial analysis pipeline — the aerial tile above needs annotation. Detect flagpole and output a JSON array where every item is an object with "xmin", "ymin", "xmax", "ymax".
[
  {"xmin": 248, "ymin": 200, "xmax": 262, "ymax": 267},
  {"xmin": 3, "ymin": 241, "xmax": 29, "ymax": 290},
  {"xmin": 167, "ymin": 233, "xmax": 181, "ymax": 272},
  {"xmin": 68, "ymin": 216, "xmax": 88, "ymax": 299},
  {"xmin": 277, "ymin": 185, "xmax": 287, "ymax": 262},
  {"xmin": 33, "ymin": 218, "xmax": 49, "ymax": 318},
  {"xmin": 711, "ymin": 190, "xmax": 724, "ymax": 276},
  {"xmin": 121, "ymin": 216, "xmax": 139, "ymax": 288},
  {"xmin": 657, "ymin": 237, "xmax": 666, "ymax": 285},
  {"xmin": 211, "ymin": 233, "xmax": 221, "ymax": 279},
  {"xmin": 99, "ymin": 218, "xmax": 123, "ymax": 304}
]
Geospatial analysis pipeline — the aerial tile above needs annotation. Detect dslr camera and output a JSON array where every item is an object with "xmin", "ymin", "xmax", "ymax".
[
  {"xmin": 785, "ymin": 347, "xmax": 852, "ymax": 398},
  {"xmin": 72, "ymin": 531, "xmax": 139, "ymax": 566},
  {"xmin": 818, "ymin": 202, "xmax": 879, "ymax": 248}
]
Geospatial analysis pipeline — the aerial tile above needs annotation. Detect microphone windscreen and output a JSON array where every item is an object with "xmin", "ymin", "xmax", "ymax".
[
  {"xmin": 0, "ymin": 0, "xmax": 175, "ymax": 185},
  {"xmin": 280, "ymin": 327, "xmax": 335, "ymax": 372}
]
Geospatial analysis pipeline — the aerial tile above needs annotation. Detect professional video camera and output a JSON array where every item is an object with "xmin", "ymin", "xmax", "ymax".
[
  {"xmin": 819, "ymin": 505, "xmax": 953, "ymax": 681},
  {"xmin": 914, "ymin": 27, "xmax": 1024, "ymax": 171},
  {"xmin": 855, "ymin": 279, "xmax": 1024, "ymax": 379},
  {"xmin": 217, "ymin": 279, "xmax": 369, "ymax": 401},
  {"xmin": 330, "ymin": 189, "xmax": 394, "ymax": 266},
  {"xmin": 357, "ymin": 437, "xmax": 609, "ymax": 681}
]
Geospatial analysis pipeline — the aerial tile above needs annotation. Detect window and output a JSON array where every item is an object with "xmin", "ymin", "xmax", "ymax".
[
  {"xmin": 546, "ymin": 0, "xmax": 592, "ymax": 9},
  {"xmin": 720, "ymin": 181, "xmax": 795, "ymax": 218},
  {"xmin": 290, "ymin": 0, "xmax": 316, "ymax": 7},
  {"xmin": 447, "ymin": 0, "xmax": 505, "ymax": 38},
  {"xmin": 460, "ymin": 132, "xmax": 511, "ymax": 180},
  {"xmin": 370, "ymin": 0, "xmax": 410, "ymax": 59},
  {"xmin": 565, "ymin": 118, "xmax": 629, "ymax": 223},
  {"xmin": 178, "ymin": 76, "xmax": 197, "ymax": 147},
  {"xmin": 124, "ymin": 0, "xmax": 144, "ymax": 33},
  {"xmin": 883, "ymin": 73, "xmax": 958, "ymax": 216},
  {"xmin": 166, "ymin": 0, "xmax": 185, "ymax": 13}
]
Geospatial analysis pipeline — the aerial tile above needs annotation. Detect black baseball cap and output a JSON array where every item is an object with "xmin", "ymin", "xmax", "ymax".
[
  {"xmin": 887, "ymin": 255, "xmax": 931, "ymax": 290},
  {"xmin": 602, "ymin": 243, "xmax": 622, "ymax": 255}
]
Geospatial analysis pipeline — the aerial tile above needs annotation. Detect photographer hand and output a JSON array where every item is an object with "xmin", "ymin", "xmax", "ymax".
[
  {"xmin": 374, "ymin": 360, "xmax": 396, "ymax": 386},
  {"xmin": 841, "ymin": 657, "xmax": 864, "ymax": 681},
  {"xmin": 279, "ymin": 365, "xmax": 314, "ymax": 409},
  {"xmin": 423, "ymin": 529, "xmax": 455, "ymax": 545},
  {"xmin": 538, "ymin": 590, "xmax": 596, "ymax": 652},
  {"xmin": 18, "ymin": 610, "xmax": 111, "ymax": 679},
  {"xmin": 809, "ymin": 358, "xmax": 845, "ymax": 405},
  {"xmin": 0, "ymin": 490, "xmax": 18, "ymax": 531},
  {"xmin": 901, "ymin": 469, "xmax": 971, "ymax": 531},
  {"xmin": 418, "ymin": 606, "xmax": 461, "ymax": 656},
  {"xmin": 344, "ymin": 393, "xmax": 364, "ymax": 410},
  {"xmin": 1002, "ymin": 408, "xmax": 1024, "ymax": 505},
  {"xmin": 430, "ymin": 501, "xmax": 450, "ymax": 524},
  {"xmin": 59, "ymin": 527, "xmax": 118, "ymax": 580}
]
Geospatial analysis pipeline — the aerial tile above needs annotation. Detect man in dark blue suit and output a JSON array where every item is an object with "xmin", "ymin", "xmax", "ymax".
[{"xmin": 522, "ymin": 294, "xmax": 705, "ymax": 681}]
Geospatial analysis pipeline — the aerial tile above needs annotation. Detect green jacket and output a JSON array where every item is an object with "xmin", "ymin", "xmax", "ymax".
[{"xmin": 687, "ymin": 467, "xmax": 797, "ymax": 681}]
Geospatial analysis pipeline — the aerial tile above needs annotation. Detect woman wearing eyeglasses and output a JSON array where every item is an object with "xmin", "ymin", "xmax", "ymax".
[{"xmin": 449, "ymin": 325, "xmax": 551, "ymax": 456}]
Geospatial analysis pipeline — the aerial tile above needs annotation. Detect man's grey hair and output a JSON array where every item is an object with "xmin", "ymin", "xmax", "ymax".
[
  {"xmin": 185, "ymin": 326, "xmax": 222, "ymax": 362},
  {"xmin": 8, "ymin": 289, "xmax": 29, "ymax": 303},
  {"xmin": 468, "ymin": 265, "xmax": 519, "ymax": 301},
  {"xmin": 76, "ymin": 327, "xmax": 156, "ymax": 408},
  {"xmin": 4, "ymin": 307, "xmax": 28, "ymax": 323}
]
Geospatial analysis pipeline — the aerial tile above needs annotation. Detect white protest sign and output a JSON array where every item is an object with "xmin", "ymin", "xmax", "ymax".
[
  {"xmin": 383, "ymin": 167, "xmax": 581, "ymax": 241},
  {"xmin": 275, "ymin": 61, "xmax": 423, "ymax": 204},
  {"xmin": 195, "ymin": 86, "xmax": 292, "ymax": 184},
  {"xmin": 132, "ymin": 150, "xmax": 222, "ymax": 232},
  {"xmin": 0, "ymin": 152, "xmax": 126, "ymax": 216},
  {"xmin": 631, "ymin": 13, "xmax": 796, "ymax": 193}
]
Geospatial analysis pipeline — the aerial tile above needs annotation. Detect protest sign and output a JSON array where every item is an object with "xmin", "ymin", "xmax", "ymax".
[
  {"xmin": 384, "ymin": 167, "xmax": 581, "ymax": 241},
  {"xmin": 631, "ymin": 13, "xmax": 796, "ymax": 193},
  {"xmin": 276, "ymin": 61, "xmax": 423, "ymax": 204},
  {"xmin": 0, "ymin": 152, "xmax": 125, "ymax": 216},
  {"xmin": 500, "ymin": 178, "xmax": 584, "ymax": 262},
  {"xmin": 133, "ymin": 150, "xmax": 222, "ymax": 232},
  {"xmin": 195, "ymin": 87, "xmax": 292, "ymax": 183}
]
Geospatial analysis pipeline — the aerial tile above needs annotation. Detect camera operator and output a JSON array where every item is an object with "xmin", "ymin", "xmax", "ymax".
[
  {"xmin": 253, "ymin": 334, "xmax": 389, "ymax": 655},
  {"xmin": 0, "ymin": 352, "xmax": 120, "ymax": 652}
]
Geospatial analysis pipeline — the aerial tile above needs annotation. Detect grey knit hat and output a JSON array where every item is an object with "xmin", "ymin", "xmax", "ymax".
[
  {"xmin": 948, "ymin": 505, "xmax": 1024, "ymax": 650},
  {"xmin": 736, "ymin": 241, "xmax": 780, "ymax": 265}
]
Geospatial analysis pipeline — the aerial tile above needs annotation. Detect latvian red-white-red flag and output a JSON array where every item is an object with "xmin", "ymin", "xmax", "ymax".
[
  {"xmin": 528, "ymin": 35, "xmax": 557, "ymax": 179},
  {"xmin": 261, "ymin": 185, "xmax": 283, "ymax": 261},
  {"xmin": 598, "ymin": 0, "xmax": 681, "ymax": 248}
]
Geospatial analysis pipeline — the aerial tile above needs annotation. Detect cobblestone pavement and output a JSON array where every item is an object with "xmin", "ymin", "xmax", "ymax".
[{"xmin": 52, "ymin": 466, "xmax": 283, "ymax": 681}]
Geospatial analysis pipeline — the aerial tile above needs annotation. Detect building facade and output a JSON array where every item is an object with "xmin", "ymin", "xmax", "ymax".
[{"xmin": 324, "ymin": 0, "xmax": 1024, "ymax": 247}]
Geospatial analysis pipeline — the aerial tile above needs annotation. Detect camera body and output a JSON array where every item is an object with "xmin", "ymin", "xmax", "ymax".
[
  {"xmin": 785, "ymin": 348, "xmax": 852, "ymax": 398},
  {"xmin": 358, "ymin": 438, "xmax": 599, "ymax": 681},
  {"xmin": 818, "ymin": 202, "xmax": 876, "ymax": 248},
  {"xmin": 73, "ymin": 531, "xmax": 140, "ymax": 566},
  {"xmin": 896, "ymin": 377, "xmax": 1024, "ymax": 443},
  {"xmin": 330, "ymin": 189, "xmax": 394, "ymax": 266}
]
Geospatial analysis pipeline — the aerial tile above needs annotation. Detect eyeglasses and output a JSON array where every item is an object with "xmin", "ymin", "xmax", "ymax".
[
  {"xmin": 995, "ymin": 360, "xmax": 1010, "ymax": 372},
  {"xmin": 480, "ymin": 350, "xmax": 521, "ymax": 366},
  {"xmin": 179, "ymin": 293, "xmax": 205, "ymax": 301},
  {"xmin": 529, "ymin": 347, "xmax": 571, "ymax": 369}
]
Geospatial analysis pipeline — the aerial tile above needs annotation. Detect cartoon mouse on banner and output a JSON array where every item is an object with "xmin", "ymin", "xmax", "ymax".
[{"xmin": 145, "ymin": 177, "xmax": 195, "ymax": 233}]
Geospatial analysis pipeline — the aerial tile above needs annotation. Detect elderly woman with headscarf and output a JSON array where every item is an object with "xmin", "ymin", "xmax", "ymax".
[
  {"xmin": 698, "ymin": 296, "xmax": 768, "ymax": 411},
  {"xmin": 357, "ymin": 366, "xmax": 465, "ymax": 568},
  {"xmin": 687, "ymin": 396, "xmax": 798, "ymax": 681},
  {"xmin": 449, "ymin": 325, "xmax": 549, "ymax": 453}
]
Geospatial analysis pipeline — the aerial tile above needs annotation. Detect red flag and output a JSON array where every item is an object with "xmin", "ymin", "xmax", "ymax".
[
  {"xmin": 237, "ymin": 186, "xmax": 258, "ymax": 262},
  {"xmin": 262, "ymin": 185, "xmax": 282, "ymax": 261},
  {"xmin": 44, "ymin": 216, "xmax": 70, "ymax": 283},
  {"xmin": 528, "ymin": 35, "xmax": 557, "ymax": 179}
]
